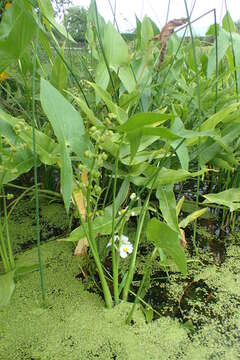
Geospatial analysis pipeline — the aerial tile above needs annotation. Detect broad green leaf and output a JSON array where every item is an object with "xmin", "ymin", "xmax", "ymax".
[
  {"xmin": 0, "ymin": 108, "xmax": 59, "ymax": 165},
  {"xmin": 119, "ymin": 112, "xmax": 173, "ymax": 132},
  {"xmin": 127, "ymin": 129, "xmax": 142, "ymax": 162},
  {"xmin": 207, "ymin": 27, "xmax": 229, "ymax": 78},
  {"xmin": 125, "ymin": 126, "xmax": 178, "ymax": 162},
  {"xmin": 19, "ymin": 48, "xmax": 34, "ymax": 76},
  {"xmin": 203, "ymin": 188, "xmax": 240, "ymax": 212},
  {"xmin": 199, "ymin": 123, "xmax": 240, "ymax": 165},
  {"xmin": 103, "ymin": 22, "xmax": 129, "ymax": 66},
  {"xmin": 222, "ymin": 11, "xmax": 236, "ymax": 33},
  {"xmin": 150, "ymin": 167, "xmax": 205, "ymax": 186},
  {"xmin": 156, "ymin": 185, "xmax": 180, "ymax": 233},
  {"xmin": 0, "ymin": 117, "xmax": 19, "ymax": 145},
  {"xmin": 171, "ymin": 118, "xmax": 189, "ymax": 171},
  {"xmin": 179, "ymin": 208, "xmax": 207, "ymax": 228},
  {"xmin": 119, "ymin": 91, "xmax": 140, "ymax": 110},
  {"xmin": 135, "ymin": 16, "xmax": 142, "ymax": 50},
  {"xmin": 87, "ymin": 0, "xmax": 106, "ymax": 40},
  {"xmin": 38, "ymin": 0, "xmax": 75, "ymax": 42},
  {"xmin": 120, "ymin": 134, "xmax": 159, "ymax": 158},
  {"xmin": 19, "ymin": 127, "xmax": 59, "ymax": 166},
  {"xmin": 141, "ymin": 16, "xmax": 154, "ymax": 50},
  {"xmin": 131, "ymin": 167, "xmax": 206, "ymax": 188},
  {"xmin": 0, "ymin": 270, "xmax": 15, "ymax": 307},
  {"xmin": 176, "ymin": 128, "xmax": 218, "ymax": 140},
  {"xmin": 181, "ymin": 199, "xmax": 216, "ymax": 219},
  {"xmin": 70, "ymin": 134, "xmax": 94, "ymax": 170},
  {"xmin": 120, "ymin": 148, "xmax": 165, "ymax": 166},
  {"xmin": 118, "ymin": 65, "xmax": 136, "ymax": 92},
  {"xmin": 173, "ymin": 139, "xmax": 189, "ymax": 170},
  {"xmin": 211, "ymin": 157, "xmax": 234, "ymax": 171},
  {"xmin": 40, "ymin": 78, "xmax": 85, "ymax": 212},
  {"xmin": 95, "ymin": 60, "xmax": 109, "ymax": 90},
  {"xmin": 146, "ymin": 218, "xmax": 187, "ymax": 276},
  {"xmin": 0, "ymin": 0, "xmax": 37, "ymax": 72},
  {"xmin": 200, "ymin": 103, "xmax": 239, "ymax": 132},
  {"xmin": 39, "ymin": 30, "xmax": 53, "ymax": 62},
  {"xmin": 0, "ymin": 149, "xmax": 34, "ymax": 184},
  {"xmin": 232, "ymin": 33, "xmax": 240, "ymax": 92},
  {"xmin": 50, "ymin": 46, "xmax": 67, "ymax": 93},
  {"xmin": 40, "ymin": 79, "xmax": 85, "ymax": 143},
  {"xmin": 141, "ymin": 127, "xmax": 180, "ymax": 140}
]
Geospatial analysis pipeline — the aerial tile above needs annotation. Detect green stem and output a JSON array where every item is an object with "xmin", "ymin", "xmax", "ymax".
[
  {"xmin": 0, "ymin": 190, "xmax": 10, "ymax": 272},
  {"xmin": 126, "ymin": 248, "xmax": 157, "ymax": 324},
  {"xmin": 86, "ymin": 157, "xmax": 112, "ymax": 309},
  {"xmin": 224, "ymin": 0, "xmax": 239, "ymax": 100},
  {"xmin": 32, "ymin": 12, "xmax": 46, "ymax": 302},
  {"xmin": 0, "ymin": 242, "xmax": 9, "ymax": 272},
  {"xmin": 122, "ymin": 190, "xmax": 151, "ymax": 301},
  {"xmin": 111, "ymin": 151, "xmax": 120, "ymax": 304},
  {"xmin": 2, "ymin": 188, "xmax": 14, "ymax": 269},
  {"xmin": 184, "ymin": 0, "xmax": 202, "ymax": 257},
  {"xmin": 214, "ymin": 9, "xmax": 219, "ymax": 113}
]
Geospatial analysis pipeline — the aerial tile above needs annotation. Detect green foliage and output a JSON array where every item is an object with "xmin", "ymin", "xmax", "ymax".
[
  {"xmin": 203, "ymin": 188, "xmax": 240, "ymax": 212},
  {"xmin": 50, "ymin": 46, "xmax": 67, "ymax": 92},
  {"xmin": 156, "ymin": 185, "xmax": 180, "ymax": 233},
  {"xmin": 63, "ymin": 6, "xmax": 87, "ymax": 43},
  {"xmin": 146, "ymin": 218, "xmax": 187, "ymax": 276},
  {"xmin": 0, "ymin": 0, "xmax": 37, "ymax": 72},
  {"xmin": 38, "ymin": 0, "xmax": 75, "ymax": 41},
  {"xmin": 1, "ymin": 0, "xmax": 240, "ymax": 322},
  {"xmin": 40, "ymin": 78, "xmax": 85, "ymax": 212}
]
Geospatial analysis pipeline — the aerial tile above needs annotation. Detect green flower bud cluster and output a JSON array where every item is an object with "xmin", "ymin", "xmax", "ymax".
[
  {"xmin": 14, "ymin": 119, "xmax": 29, "ymax": 135},
  {"xmin": 95, "ymin": 209, "xmax": 104, "ymax": 216}
]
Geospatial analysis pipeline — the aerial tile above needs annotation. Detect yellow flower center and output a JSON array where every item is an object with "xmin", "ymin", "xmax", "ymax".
[
  {"xmin": 123, "ymin": 246, "xmax": 128, "ymax": 253},
  {"xmin": 120, "ymin": 209, "xmax": 126, "ymax": 215},
  {"xmin": 0, "ymin": 71, "xmax": 8, "ymax": 82},
  {"xmin": 5, "ymin": 2, "xmax": 12, "ymax": 10}
]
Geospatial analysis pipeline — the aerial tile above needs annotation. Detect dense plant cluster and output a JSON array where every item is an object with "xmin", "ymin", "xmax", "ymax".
[{"xmin": 0, "ymin": 0, "xmax": 240, "ymax": 327}]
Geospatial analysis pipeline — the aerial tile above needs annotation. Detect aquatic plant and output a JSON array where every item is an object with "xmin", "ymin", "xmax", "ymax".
[{"xmin": 0, "ymin": 0, "xmax": 240, "ymax": 324}]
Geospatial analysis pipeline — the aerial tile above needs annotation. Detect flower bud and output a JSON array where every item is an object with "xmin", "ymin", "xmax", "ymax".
[
  {"xmin": 84, "ymin": 150, "xmax": 93, "ymax": 158},
  {"xmin": 94, "ymin": 185, "xmax": 101, "ymax": 195},
  {"xmin": 130, "ymin": 193, "xmax": 136, "ymax": 201},
  {"xmin": 102, "ymin": 152, "xmax": 108, "ymax": 161}
]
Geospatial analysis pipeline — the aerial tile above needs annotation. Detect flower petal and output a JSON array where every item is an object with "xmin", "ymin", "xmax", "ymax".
[
  {"xmin": 127, "ymin": 244, "xmax": 133, "ymax": 253},
  {"xmin": 121, "ymin": 235, "xmax": 129, "ymax": 244},
  {"xmin": 120, "ymin": 248, "xmax": 128, "ymax": 258}
]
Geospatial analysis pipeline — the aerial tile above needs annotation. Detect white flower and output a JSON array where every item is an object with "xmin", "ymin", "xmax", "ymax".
[{"xmin": 120, "ymin": 242, "xmax": 133, "ymax": 258}]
